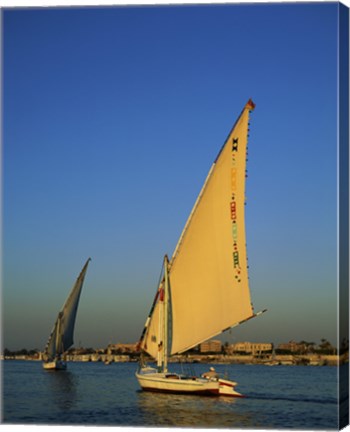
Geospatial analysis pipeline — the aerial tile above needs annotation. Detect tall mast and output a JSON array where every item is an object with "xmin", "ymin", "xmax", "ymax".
[
  {"xmin": 157, "ymin": 288, "xmax": 163, "ymax": 371},
  {"xmin": 163, "ymin": 255, "xmax": 169, "ymax": 373},
  {"xmin": 157, "ymin": 255, "xmax": 169, "ymax": 373},
  {"xmin": 55, "ymin": 313, "xmax": 62, "ymax": 357},
  {"xmin": 157, "ymin": 255, "xmax": 169, "ymax": 372}
]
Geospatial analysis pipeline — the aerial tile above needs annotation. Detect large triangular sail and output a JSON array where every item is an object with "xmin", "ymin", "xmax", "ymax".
[
  {"xmin": 140, "ymin": 100, "xmax": 257, "ymax": 360},
  {"xmin": 45, "ymin": 258, "xmax": 91, "ymax": 358}
]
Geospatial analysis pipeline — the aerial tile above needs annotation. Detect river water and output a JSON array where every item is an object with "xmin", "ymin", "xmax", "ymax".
[{"xmin": 2, "ymin": 360, "xmax": 347, "ymax": 429}]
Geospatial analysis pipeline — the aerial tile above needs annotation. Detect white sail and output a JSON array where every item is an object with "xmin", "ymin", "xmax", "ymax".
[
  {"xmin": 140, "ymin": 100, "xmax": 256, "ymax": 359},
  {"xmin": 45, "ymin": 258, "xmax": 91, "ymax": 358}
]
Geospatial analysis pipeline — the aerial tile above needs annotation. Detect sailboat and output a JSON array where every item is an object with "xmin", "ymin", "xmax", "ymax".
[
  {"xmin": 42, "ymin": 258, "xmax": 91, "ymax": 371},
  {"xmin": 136, "ymin": 99, "xmax": 266, "ymax": 396}
]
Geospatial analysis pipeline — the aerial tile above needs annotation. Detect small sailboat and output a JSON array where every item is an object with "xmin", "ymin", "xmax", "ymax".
[
  {"xmin": 136, "ymin": 99, "xmax": 266, "ymax": 396},
  {"xmin": 42, "ymin": 258, "xmax": 91, "ymax": 371}
]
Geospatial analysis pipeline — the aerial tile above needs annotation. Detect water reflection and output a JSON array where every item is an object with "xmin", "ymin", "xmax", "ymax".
[
  {"xmin": 137, "ymin": 391, "xmax": 253, "ymax": 428},
  {"xmin": 45, "ymin": 370, "xmax": 78, "ymax": 411}
]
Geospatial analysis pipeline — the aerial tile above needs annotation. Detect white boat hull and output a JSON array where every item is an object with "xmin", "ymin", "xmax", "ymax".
[
  {"xmin": 136, "ymin": 370, "xmax": 244, "ymax": 397},
  {"xmin": 136, "ymin": 371, "xmax": 219, "ymax": 395},
  {"xmin": 42, "ymin": 360, "xmax": 67, "ymax": 371}
]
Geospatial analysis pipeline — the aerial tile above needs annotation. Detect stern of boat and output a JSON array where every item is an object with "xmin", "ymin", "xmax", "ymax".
[{"xmin": 218, "ymin": 378, "xmax": 244, "ymax": 397}]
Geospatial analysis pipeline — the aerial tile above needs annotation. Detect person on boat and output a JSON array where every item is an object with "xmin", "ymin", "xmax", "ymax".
[{"xmin": 202, "ymin": 367, "xmax": 219, "ymax": 380}]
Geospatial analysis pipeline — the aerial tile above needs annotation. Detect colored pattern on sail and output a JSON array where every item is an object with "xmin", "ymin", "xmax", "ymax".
[{"xmin": 231, "ymin": 136, "xmax": 243, "ymax": 282}]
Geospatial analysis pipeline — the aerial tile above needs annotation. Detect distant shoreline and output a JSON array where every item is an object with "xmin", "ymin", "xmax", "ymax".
[{"xmin": 2, "ymin": 353, "xmax": 347, "ymax": 366}]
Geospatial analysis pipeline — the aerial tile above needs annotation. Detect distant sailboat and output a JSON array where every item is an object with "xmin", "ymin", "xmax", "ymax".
[
  {"xmin": 136, "ymin": 100, "xmax": 266, "ymax": 396},
  {"xmin": 43, "ymin": 258, "xmax": 91, "ymax": 371}
]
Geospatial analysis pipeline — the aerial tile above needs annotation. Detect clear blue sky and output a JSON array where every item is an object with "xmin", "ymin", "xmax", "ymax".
[{"xmin": 3, "ymin": 2, "xmax": 340, "ymax": 350}]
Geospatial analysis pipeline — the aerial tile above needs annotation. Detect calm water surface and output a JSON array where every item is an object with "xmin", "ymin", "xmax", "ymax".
[{"xmin": 1, "ymin": 361, "xmax": 345, "ymax": 429}]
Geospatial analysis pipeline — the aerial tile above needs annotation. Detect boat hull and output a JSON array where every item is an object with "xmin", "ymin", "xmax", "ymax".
[
  {"xmin": 136, "ymin": 371, "xmax": 219, "ymax": 396},
  {"xmin": 136, "ymin": 369, "xmax": 244, "ymax": 397},
  {"xmin": 42, "ymin": 360, "xmax": 67, "ymax": 371}
]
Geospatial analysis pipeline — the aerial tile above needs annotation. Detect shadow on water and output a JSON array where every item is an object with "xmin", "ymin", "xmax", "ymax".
[{"xmin": 45, "ymin": 370, "xmax": 78, "ymax": 411}]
